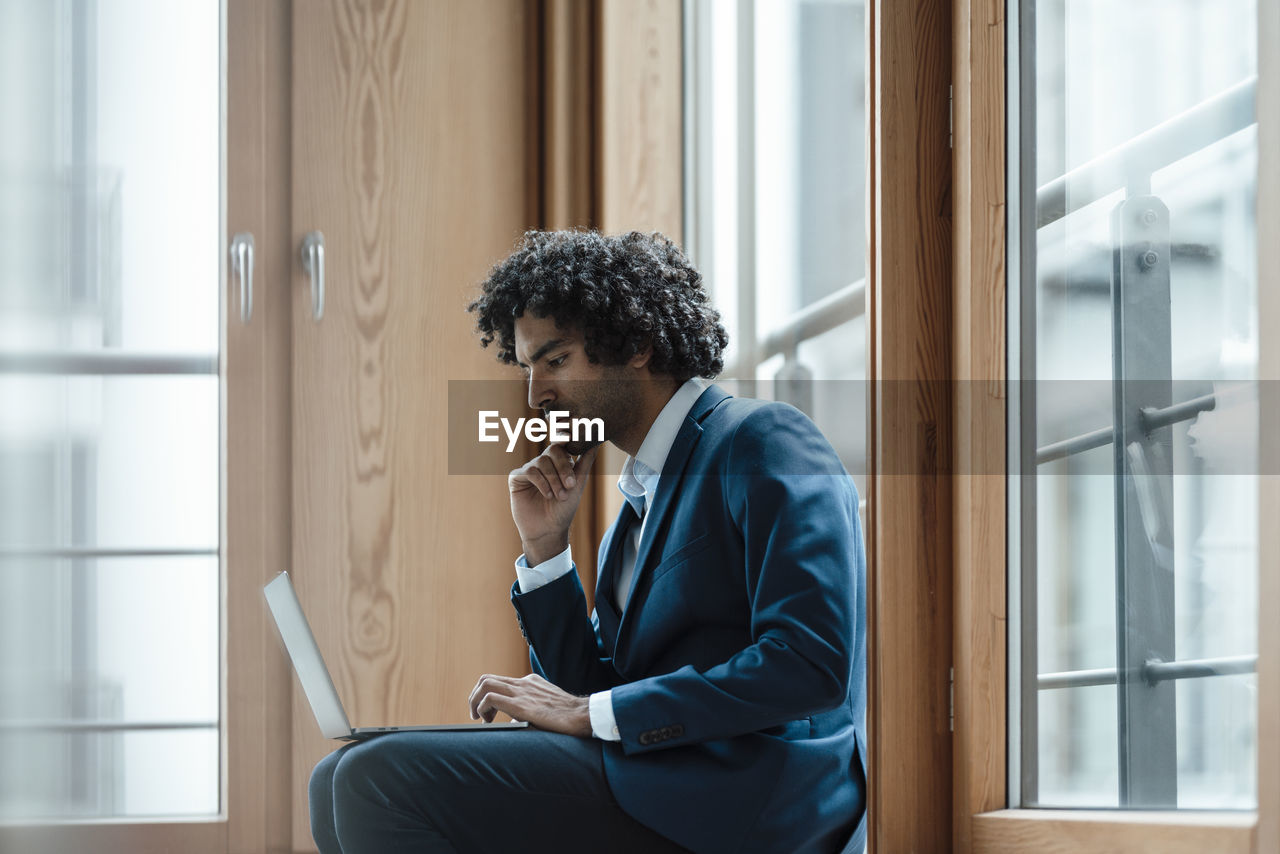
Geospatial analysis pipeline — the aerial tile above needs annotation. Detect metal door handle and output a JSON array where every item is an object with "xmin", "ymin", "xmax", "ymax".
[
  {"xmin": 301, "ymin": 231, "xmax": 325, "ymax": 321},
  {"xmin": 230, "ymin": 233, "xmax": 254, "ymax": 324}
]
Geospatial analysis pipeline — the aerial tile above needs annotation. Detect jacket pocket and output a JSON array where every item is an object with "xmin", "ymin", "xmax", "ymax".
[{"xmin": 649, "ymin": 532, "xmax": 713, "ymax": 583}]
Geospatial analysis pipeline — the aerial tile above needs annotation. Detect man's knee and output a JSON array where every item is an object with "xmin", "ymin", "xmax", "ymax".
[
  {"xmin": 310, "ymin": 746, "xmax": 352, "ymax": 853},
  {"xmin": 330, "ymin": 736, "xmax": 421, "ymax": 814},
  {"xmin": 310, "ymin": 746, "xmax": 345, "ymax": 808}
]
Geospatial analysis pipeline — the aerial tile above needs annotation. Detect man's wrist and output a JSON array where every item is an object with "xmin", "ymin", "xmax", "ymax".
[{"xmin": 522, "ymin": 533, "xmax": 570, "ymax": 567}]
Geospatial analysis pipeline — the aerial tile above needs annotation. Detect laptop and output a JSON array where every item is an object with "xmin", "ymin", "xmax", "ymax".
[{"xmin": 264, "ymin": 571, "xmax": 529, "ymax": 740}]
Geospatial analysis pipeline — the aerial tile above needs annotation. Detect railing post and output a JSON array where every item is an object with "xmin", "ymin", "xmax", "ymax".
[
  {"xmin": 775, "ymin": 345, "xmax": 814, "ymax": 416},
  {"xmin": 1110, "ymin": 192, "xmax": 1178, "ymax": 806}
]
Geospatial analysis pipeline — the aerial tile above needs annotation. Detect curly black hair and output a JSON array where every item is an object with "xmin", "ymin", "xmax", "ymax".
[{"xmin": 467, "ymin": 230, "xmax": 729, "ymax": 383}]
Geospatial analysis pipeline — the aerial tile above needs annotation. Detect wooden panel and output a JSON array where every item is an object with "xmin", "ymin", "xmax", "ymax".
[
  {"xmin": 951, "ymin": 0, "xmax": 1006, "ymax": 850},
  {"xmin": 973, "ymin": 810, "xmax": 1256, "ymax": 854},
  {"xmin": 1258, "ymin": 0, "xmax": 1279, "ymax": 847},
  {"xmin": 597, "ymin": 0, "xmax": 683, "ymax": 240},
  {"xmin": 867, "ymin": 0, "xmax": 954, "ymax": 850},
  {"xmin": 543, "ymin": 0, "xmax": 596, "ymax": 230},
  {"xmin": 0, "ymin": 821, "xmax": 227, "ymax": 854},
  {"xmin": 226, "ymin": 1, "xmax": 294, "ymax": 853},
  {"xmin": 290, "ymin": 0, "xmax": 534, "ymax": 848}
]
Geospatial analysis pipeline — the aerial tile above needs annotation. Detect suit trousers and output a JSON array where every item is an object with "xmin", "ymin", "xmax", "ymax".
[{"xmin": 309, "ymin": 728, "xmax": 693, "ymax": 854}]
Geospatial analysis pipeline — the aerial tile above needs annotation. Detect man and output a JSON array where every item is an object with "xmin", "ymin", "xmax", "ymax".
[{"xmin": 309, "ymin": 230, "xmax": 867, "ymax": 853}]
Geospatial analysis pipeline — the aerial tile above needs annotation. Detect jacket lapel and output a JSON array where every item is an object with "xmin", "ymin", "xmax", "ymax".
[{"xmin": 615, "ymin": 385, "xmax": 730, "ymax": 648}]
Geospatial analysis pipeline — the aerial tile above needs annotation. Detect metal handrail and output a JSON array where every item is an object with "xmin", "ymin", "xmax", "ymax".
[
  {"xmin": 0, "ymin": 351, "xmax": 217, "ymax": 375},
  {"xmin": 1036, "ymin": 77, "xmax": 1256, "ymax": 229},
  {"xmin": 1035, "ymin": 391, "xmax": 1222, "ymax": 465},
  {"xmin": 1038, "ymin": 654, "xmax": 1257, "ymax": 691},
  {"xmin": 757, "ymin": 279, "xmax": 867, "ymax": 362}
]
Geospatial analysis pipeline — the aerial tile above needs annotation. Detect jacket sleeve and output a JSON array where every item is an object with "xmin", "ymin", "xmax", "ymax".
[
  {"xmin": 509, "ymin": 568, "xmax": 621, "ymax": 696},
  {"xmin": 608, "ymin": 404, "xmax": 863, "ymax": 754}
]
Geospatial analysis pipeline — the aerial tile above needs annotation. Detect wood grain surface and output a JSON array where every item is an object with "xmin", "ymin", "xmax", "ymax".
[
  {"xmin": 951, "ymin": 0, "xmax": 1007, "ymax": 849},
  {"xmin": 867, "ymin": 0, "xmax": 955, "ymax": 851},
  {"xmin": 290, "ymin": 0, "xmax": 534, "ymax": 847},
  {"xmin": 973, "ymin": 809, "xmax": 1256, "ymax": 854},
  {"xmin": 226, "ymin": 1, "xmax": 294, "ymax": 853}
]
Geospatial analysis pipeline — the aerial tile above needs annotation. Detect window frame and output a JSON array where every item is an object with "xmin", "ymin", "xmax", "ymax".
[
  {"xmin": 948, "ymin": 0, "xmax": 1277, "ymax": 851},
  {"xmin": 0, "ymin": 2, "xmax": 294, "ymax": 851}
]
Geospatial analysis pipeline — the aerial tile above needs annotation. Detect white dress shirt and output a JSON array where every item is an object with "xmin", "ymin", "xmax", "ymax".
[{"xmin": 514, "ymin": 378, "xmax": 707, "ymax": 741}]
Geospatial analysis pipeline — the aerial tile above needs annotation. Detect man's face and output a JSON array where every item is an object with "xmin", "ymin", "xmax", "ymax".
[{"xmin": 512, "ymin": 314, "xmax": 636, "ymax": 454}]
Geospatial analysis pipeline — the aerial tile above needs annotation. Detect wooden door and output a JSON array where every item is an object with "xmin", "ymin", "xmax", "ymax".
[{"xmin": 289, "ymin": 0, "xmax": 535, "ymax": 846}]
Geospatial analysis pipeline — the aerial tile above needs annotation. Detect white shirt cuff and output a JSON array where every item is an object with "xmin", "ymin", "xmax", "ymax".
[
  {"xmin": 589, "ymin": 690, "xmax": 621, "ymax": 741},
  {"xmin": 514, "ymin": 546, "xmax": 574, "ymax": 593}
]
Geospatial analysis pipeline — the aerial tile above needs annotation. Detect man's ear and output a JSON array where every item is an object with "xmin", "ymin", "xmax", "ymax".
[{"xmin": 627, "ymin": 343, "xmax": 653, "ymax": 371}]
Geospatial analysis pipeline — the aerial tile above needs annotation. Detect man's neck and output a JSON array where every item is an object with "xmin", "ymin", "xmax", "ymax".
[{"xmin": 611, "ymin": 377, "xmax": 682, "ymax": 458}]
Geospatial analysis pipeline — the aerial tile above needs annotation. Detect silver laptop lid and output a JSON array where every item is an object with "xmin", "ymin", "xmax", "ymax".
[{"xmin": 264, "ymin": 571, "xmax": 353, "ymax": 739}]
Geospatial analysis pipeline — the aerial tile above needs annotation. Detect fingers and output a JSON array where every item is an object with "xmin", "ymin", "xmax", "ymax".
[
  {"xmin": 532, "ymin": 453, "xmax": 572, "ymax": 499},
  {"xmin": 572, "ymin": 445, "xmax": 600, "ymax": 481},
  {"xmin": 476, "ymin": 691, "xmax": 524, "ymax": 725},
  {"xmin": 543, "ymin": 445, "xmax": 578, "ymax": 490},
  {"xmin": 468, "ymin": 674, "xmax": 519, "ymax": 720},
  {"xmin": 510, "ymin": 447, "xmax": 581, "ymax": 500}
]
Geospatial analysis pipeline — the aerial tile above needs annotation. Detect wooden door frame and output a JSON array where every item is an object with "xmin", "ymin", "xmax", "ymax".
[
  {"xmin": 225, "ymin": 1, "xmax": 294, "ymax": 852},
  {"xmin": 866, "ymin": 0, "xmax": 955, "ymax": 850}
]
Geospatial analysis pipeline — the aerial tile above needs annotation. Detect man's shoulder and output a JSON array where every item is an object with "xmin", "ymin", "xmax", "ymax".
[
  {"xmin": 701, "ymin": 392, "xmax": 817, "ymax": 440},
  {"xmin": 697, "ymin": 391, "xmax": 847, "ymax": 477}
]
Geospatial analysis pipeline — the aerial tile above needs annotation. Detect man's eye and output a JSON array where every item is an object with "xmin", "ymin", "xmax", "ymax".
[{"xmin": 548, "ymin": 356, "xmax": 567, "ymax": 368}]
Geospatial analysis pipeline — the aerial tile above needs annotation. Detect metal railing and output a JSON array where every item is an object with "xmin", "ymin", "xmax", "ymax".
[
  {"xmin": 1036, "ymin": 77, "xmax": 1256, "ymax": 229},
  {"xmin": 1039, "ymin": 655, "xmax": 1258, "ymax": 690},
  {"xmin": 757, "ymin": 280, "xmax": 867, "ymax": 362},
  {"xmin": 1020, "ymin": 73, "xmax": 1260, "ymax": 806},
  {"xmin": 1034, "ymin": 390, "xmax": 1220, "ymax": 466}
]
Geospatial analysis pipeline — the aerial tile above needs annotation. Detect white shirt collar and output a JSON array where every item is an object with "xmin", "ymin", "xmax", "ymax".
[{"xmin": 618, "ymin": 377, "xmax": 707, "ymax": 512}]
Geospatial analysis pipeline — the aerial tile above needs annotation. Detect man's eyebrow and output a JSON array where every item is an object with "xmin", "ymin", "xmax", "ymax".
[{"xmin": 516, "ymin": 338, "xmax": 567, "ymax": 369}]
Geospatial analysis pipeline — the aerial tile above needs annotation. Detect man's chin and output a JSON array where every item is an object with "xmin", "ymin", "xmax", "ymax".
[{"xmin": 559, "ymin": 437, "xmax": 604, "ymax": 457}]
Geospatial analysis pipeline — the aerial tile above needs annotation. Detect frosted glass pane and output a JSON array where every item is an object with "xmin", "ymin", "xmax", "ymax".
[
  {"xmin": 0, "ymin": 557, "xmax": 218, "ymax": 723},
  {"xmin": 0, "ymin": 728, "xmax": 218, "ymax": 820},
  {"xmin": 0, "ymin": 0, "xmax": 222, "ymax": 822},
  {"xmin": 0, "ymin": 375, "xmax": 219, "ymax": 550},
  {"xmin": 0, "ymin": 0, "xmax": 219, "ymax": 355}
]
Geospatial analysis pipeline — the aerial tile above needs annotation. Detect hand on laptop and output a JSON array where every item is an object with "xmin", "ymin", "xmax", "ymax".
[{"xmin": 468, "ymin": 672, "xmax": 591, "ymax": 738}]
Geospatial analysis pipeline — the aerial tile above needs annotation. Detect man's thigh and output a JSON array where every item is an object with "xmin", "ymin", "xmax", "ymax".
[{"xmin": 332, "ymin": 728, "xmax": 689, "ymax": 854}]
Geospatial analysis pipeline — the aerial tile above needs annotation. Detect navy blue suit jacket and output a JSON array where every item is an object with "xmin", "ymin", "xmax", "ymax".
[{"xmin": 510, "ymin": 385, "xmax": 867, "ymax": 853}]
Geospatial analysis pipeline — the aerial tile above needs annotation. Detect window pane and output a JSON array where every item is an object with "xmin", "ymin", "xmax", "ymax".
[
  {"xmin": 0, "ymin": 376, "xmax": 219, "ymax": 551},
  {"xmin": 1019, "ymin": 0, "xmax": 1258, "ymax": 809},
  {"xmin": 0, "ymin": 729, "xmax": 219, "ymax": 820},
  {"xmin": 687, "ymin": 0, "xmax": 867, "ymax": 489},
  {"xmin": 0, "ymin": 0, "xmax": 221, "ymax": 821}
]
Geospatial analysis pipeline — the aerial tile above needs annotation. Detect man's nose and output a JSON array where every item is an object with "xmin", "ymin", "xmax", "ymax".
[{"xmin": 527, "ymin": 374, "xmax": 555, "ymax": 411}]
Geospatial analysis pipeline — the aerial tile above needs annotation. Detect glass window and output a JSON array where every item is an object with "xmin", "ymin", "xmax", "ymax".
[
  {"xmin": 1013, "ymin": 0, "xmax": 1258, "ymax": 809},
  {"xmin": 0, "ymin": 0, "xmax": 221, "ymax": 819},
  {"xmin": 685, "ymin": 0, "xmax": 868, "ymax": 491}
]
